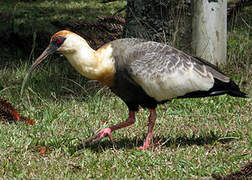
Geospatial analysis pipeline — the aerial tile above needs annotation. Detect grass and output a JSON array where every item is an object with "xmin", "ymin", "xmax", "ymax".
[
  {"xmin": 0, "ymin": 0, "xmax": 126, "ymax": 32},
  {"xmin": 0, "ymin": 2, "xmax": 252, "ymax": 180},
  {"xmin": 1, "ymin": 63, "xmax": 251, "ymax": 179}
]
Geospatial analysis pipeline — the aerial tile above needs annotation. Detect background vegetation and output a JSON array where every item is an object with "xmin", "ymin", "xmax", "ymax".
[{"xmin": 0, "ymin": 0, "xmax": 251, "ymax": 179}]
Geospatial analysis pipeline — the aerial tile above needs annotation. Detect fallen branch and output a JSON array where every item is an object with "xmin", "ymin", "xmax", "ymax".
[{"xmin": 0, "ymin": 98, "xmax": 34, "ymax": 125}]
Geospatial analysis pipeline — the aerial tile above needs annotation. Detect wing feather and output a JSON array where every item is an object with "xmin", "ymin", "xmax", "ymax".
[
  {"xmin": 126, "ymin": 41, "xmax": 227, "ymax": 101},
  {"xmin": 110, "ymin": 39, "xmax": 230, "ymax": 102}
]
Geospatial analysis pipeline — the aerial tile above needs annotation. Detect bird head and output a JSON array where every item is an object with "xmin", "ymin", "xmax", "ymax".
[{"xmin": 21, "ymin": 30, "xmax": 77, "ymax": 95}]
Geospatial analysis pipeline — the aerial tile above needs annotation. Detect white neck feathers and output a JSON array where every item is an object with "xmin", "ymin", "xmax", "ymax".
[{"xmin": 60, "ymin": 34, "xmax": 115, "ymax": 86}]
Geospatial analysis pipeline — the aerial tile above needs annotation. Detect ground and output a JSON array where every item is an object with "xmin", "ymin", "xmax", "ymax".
[{"xmin": 0, "ymin": 0, "xmax": 251, "ymax": 179}]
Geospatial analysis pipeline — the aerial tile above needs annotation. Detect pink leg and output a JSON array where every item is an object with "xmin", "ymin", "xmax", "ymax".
[
  {"xmin": 84, "ymin": 111, "xmax": 136, "ymax": 144},
  {"xmin": 138, "ymin": 109, "xmax": 157, "ymax": 150}
]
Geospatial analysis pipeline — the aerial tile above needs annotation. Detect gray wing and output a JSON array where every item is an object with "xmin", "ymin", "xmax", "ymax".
[{"xmin": 114, "ymin": 41, "xmax": 230, "ymax": 101}]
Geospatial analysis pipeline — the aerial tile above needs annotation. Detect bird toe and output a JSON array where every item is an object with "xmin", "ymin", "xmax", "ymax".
[
  {"xmin": 137, "ymin": 143, "xmax": 152, "ymax": 151},
  {"xmin": 84, "ymin": 127, "xmax": 113, "ymax": 144}
]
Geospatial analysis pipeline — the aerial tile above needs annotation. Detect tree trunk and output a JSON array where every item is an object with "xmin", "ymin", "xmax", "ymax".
[
  {"xmin": 192, "ymin": 0, "xmax": 227, "ymax": 65},
  {"xmin": 124, "ymin": 0, "xmax": 172, "ymax": 42},
  {"xmin": 124, "ymin": 0, "xmax": 170, "ymax": 41},
  {"xmin": 124, "ymin": 0, "xmax": 191, "ymax": 51}
]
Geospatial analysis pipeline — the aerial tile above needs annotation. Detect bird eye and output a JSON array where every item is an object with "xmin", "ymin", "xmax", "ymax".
[
  {"xmin": 54, "ymin": 37, "xmax": 65, "ymax": 47},
  {"xmin": 57, "ymin": 38, "xmax": 62, "ymax": 45}
]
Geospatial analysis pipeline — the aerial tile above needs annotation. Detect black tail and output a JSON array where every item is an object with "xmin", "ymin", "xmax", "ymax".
[
  {"xmin": 226, "ymin": 80, "xmax": 247, "ymax": 98},
  {"xmin": 178, "ymin": 79, "xmax": 247, "ymax": 99},
  {"xmin": 207, "ymin": 79, "xmax": 247, "ymax": 98}
]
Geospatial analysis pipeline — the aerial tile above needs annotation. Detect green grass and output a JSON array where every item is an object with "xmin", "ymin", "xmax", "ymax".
[
  {"xmin": 0, "ymin": 0, "xmax": 126, "ymax": 32},
  {"xmin": 1, "ymin": 60, "xmax": 251, "ymax": 179},
  {"xmin": 0, "ymin": 3, "xmax": 252, "ymax": 180}
]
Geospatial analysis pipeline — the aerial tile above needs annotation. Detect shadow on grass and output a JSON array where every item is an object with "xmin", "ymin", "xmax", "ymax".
[{"xmin": 69, "ymin": 132, "xmax": 230, "ymax": 153}]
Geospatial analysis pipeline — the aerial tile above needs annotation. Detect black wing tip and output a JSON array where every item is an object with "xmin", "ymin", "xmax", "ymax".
[
  {"xmin": 178, "ymin": 79, "xmax": 249, "ymax": 99},
  {"xmin": 228, "ymin": 91, "xmax": 248, "ymax": 98},
  {"xmin": 227, "ymin": 80, "xmax": 248, "ymax": 98}
]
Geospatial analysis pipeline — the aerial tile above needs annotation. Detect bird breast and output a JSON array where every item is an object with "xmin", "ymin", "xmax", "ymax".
[{"xmin": 63, "ymin": 42, "xmax": 116, "ymax": 87}]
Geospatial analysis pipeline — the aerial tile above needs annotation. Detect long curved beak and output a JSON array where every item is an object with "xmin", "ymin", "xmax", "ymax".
[{"xmin": 21, "ymin": 43, "xmax": 57, "ymax": 96}]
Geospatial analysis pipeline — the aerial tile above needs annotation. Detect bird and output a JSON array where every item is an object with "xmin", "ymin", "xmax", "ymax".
[{"xmin": 22, "ymin": 30, "xmax": 247, "ymax": 150}]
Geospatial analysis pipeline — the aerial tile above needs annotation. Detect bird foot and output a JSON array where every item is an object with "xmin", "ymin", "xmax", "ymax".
[
  {"xmin": 137, "ymin": 144, "xmax": 150, "ymax": 151},
  {"xmin": 84, "ymin": 128, "xmax": 114, "ymax": 144}
]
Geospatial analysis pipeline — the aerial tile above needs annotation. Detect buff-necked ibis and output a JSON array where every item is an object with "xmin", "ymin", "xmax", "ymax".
[{"xmin": 22, "ymin": 30, "xmax": 247, "ymax": 150}]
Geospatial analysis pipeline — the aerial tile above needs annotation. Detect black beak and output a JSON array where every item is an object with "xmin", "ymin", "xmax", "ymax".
[{"xmin": 21, "ymin": 43, "xmax": 58, "ymax": 95}]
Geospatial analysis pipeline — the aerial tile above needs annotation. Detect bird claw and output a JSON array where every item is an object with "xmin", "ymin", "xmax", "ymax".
[
  {"xmin": 136, "ymin": 140, "xmax": 152, "ymax": 151},
  {"xmin": 137, "ymin": 145, "xmax": 149, "ymax": 151},
  {"xmin": 84, "ymin": 128, "xmax": 114, "ymax": 144}
]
